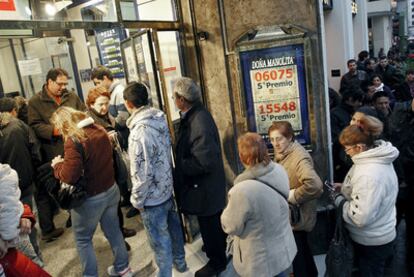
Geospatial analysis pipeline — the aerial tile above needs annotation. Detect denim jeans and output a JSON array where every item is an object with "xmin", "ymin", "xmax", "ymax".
[
  {"xmin": 71, "ymin": 185, "xmax": 129, "ymax": 277},
  {"xmin": 353, "ymin": 240, "xmax": 395, "ymax": 277},
  {"xmin": 20, "ymin": 192, "xmax": 40, "ymax": 258},
  {"xmin": 140, "ymin": 198, "xmax": 186, "ymax": 277}
]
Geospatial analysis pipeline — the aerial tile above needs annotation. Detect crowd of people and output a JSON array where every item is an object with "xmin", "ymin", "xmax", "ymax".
[
  {"xmin": 330, "ymin": 49, "xmax": 414, "ymax": 276},
  {"xmin": 0, "ymin": 50, "xmax": 412, "ymax": 277}
]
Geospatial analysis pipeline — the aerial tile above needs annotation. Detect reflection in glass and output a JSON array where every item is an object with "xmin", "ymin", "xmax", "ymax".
[
  {"xmin": 136, "ymin": 0, "xmax": 176, "ymax": 21},
  {"xmin": 157, "ymin": 31, "xmax": 183, "ymax": 121}
]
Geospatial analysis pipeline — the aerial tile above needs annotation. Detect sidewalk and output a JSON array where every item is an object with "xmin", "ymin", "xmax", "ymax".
[{"xmin": 41, "ymin": 208, "xmax": 410, "ymax": 276}]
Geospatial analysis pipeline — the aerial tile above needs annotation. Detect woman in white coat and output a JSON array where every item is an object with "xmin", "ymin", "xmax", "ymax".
[
  {"xmin": 335, "ymin": 116, "xmax": 399, "ymax": 277},
  {"xmin": 221, "ymin": 132, "xmax": 297, "ymax": 277}
]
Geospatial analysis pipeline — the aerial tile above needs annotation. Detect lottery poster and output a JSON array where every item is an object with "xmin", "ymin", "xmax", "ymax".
[{"xmin": 239, "ymin": 44, "xmax": 310, "ymax": 145}]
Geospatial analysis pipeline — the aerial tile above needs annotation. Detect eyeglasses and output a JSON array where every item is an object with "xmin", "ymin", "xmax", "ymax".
[
  {"xmin": 344, "ymin": 145, "xmax": 356, "ymax": 153},
  {"xmin": 55, "ymin": 81, "xmax": 68, "ymax": 87},
  {"xmin": 269, "ymin": 136, "xmax": 286, "ymax": 143}
]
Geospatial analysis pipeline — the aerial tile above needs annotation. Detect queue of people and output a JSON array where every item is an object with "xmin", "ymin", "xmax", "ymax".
[
  {"xmin": 0, "ymin": 61, "xmax": 410, "ymax": 277},
  {"xmin": 330, "ymin": 48, "xmax": 414, "ymax": 276}
]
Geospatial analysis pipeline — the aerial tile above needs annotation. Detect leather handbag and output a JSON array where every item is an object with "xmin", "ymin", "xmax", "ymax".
[
  {"xmin": 56, "ymin": 140, "xmax": 88, "ymax": 210},
  {"xmin": 112, "ymin": 135, "xmax": 130, "ymax": 187},
  {"xmin": 289, "ymin": 203, "xmax": 301, "ymax": 225},
  {"xmin": 325, "ymin": 199, "xmax": 354, "ymax": 277}
]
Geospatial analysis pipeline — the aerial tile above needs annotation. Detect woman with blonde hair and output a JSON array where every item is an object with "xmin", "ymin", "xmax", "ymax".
[
  {"xmin": 221, "ymin": 132, "xmax": 297, "ymax": 277},
  {"xmin": 268, "ymin": 121, "xmax": 323, "ymax": 277},
  {"xmin": 50, "ymin": 107, "xmax": 133, "ymax": 277},
  {"xmin": 334, "ymin": 116, "xmax": 399, "ymax": 277}
]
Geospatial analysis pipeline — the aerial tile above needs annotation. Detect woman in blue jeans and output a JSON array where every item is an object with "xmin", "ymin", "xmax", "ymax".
[{"xmin": 51, "ymin": 107, "xmax": 133, "ymax": 277}]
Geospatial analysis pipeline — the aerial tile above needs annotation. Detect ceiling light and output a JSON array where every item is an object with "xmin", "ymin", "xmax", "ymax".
[
  {"xmin": 24, "ymin": 6, "xmax": 32, "ymax": 16},
  {"xmin": 45, "ymin": 3, "xmax": 57, "ymax": 16},
  {"xmin": 54, "ymin": 1, "xmax": 73, "ymax": 12}
]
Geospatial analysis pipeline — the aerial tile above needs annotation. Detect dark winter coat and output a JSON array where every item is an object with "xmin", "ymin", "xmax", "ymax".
[
  {"xmin": 174, "ymin": 102, "xmax": 226, "ymax": 216},
  {"xmin": 394, "ymin": 82, "xmax": 414, "ymax": 102},
  {"xmin": 28, "ymin": 86, "xmax": 85, "ymax": 162},
  {"xmin": 330, "ymin": 102, "xmax": 355, "ymax": 181},
  {"xmin": 0, "ymin": 113, "xmax": 41, "ymax": 197},
  {"xmin": 375, "ymin": 64, "xmax": 403, "ymax": 89},
  {"xmin": 339, "ymin": 70, "xmax": 368, "ymax": 94}
]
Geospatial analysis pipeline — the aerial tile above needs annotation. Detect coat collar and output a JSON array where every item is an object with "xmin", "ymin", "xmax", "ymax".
[
  {"xmin": 39, "ymin": 85, "xmax": 71, "ymax": 103},
  {"xmin": 77, "ymin": 117, "xmax": 94, "ymax": 129},
  {"xmin": 179, "ymin": 101, "xmax": 203, "ymax": 122}
]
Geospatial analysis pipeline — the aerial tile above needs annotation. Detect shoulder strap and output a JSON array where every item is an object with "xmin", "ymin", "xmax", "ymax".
[{"xmin": 254, "ymin": 179, "xmax": 288, "ymax": 202}]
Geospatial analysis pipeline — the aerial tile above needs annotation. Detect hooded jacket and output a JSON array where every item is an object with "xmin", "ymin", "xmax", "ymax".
[
  {"xmin": 221, "ymin": 162, "xmax": 297, "ymax": 277},
  {"xmin": 338, "ymin": 140, "xmax": 399, "ymax": 246},
  {"xmin": 127, "ymin": 106, "xmax": 173, "ymax": 209},
  {"xmin": 0, "ymin": 164, "xmax": 23, "ymax": 241}
]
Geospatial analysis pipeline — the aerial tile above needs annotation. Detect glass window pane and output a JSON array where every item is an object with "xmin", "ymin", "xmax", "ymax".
[
  {"xmin": 133, "ymin": 32, "xmax": 161, "ymax": 109},
  {"xmin": 157, "ymin": 31, "xmax": 183, "ymax": 121},
  {"xmin": 29, "ymin": 0, "xmax": 118, "ymax": 22},
  {"xmin": 121, "ymin": 1, "xmax": 138, "ymax": 20},
  {"xmin": 0, "ymin": 0, "xmax": 31, "ymax": 20},
  {"xmin": 136, "ymin": 0, "xmax": 176, "ymax": 21}
]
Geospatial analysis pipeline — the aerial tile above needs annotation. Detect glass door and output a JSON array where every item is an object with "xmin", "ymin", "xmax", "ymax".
[{"xmin": 121, "ymin": 29, "xmax": 185, "ymax": 138}]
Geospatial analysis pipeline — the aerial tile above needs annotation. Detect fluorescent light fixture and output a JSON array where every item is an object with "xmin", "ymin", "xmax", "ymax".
[
  {"xmin": 94, "ymin": 3, "xmax": 108, "ymax": 15},
  {"xmin": 45, "ymin": 3, "xmax": 57, "ymax": 16},
  {"xmin": 54, "ymin": 1, "xmax": 73, "ymax": 12},
  {"xmin": 24, "ymin": 6, "xmax": 32, "ymax": 16}
]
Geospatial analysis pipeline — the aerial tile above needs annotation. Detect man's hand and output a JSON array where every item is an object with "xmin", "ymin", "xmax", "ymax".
[
  {"xmin": 51, "ymin": 155, "xmax": 64, "ymax": 168},
  {"xmin": 19, "ymin": 218, "xmax": 32, "ymax": 235}
]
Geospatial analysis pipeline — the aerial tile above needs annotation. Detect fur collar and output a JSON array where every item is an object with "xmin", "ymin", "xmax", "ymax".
[{"xmin": 76, "ymin": 117, "xmax": 94, "ymax": 129}]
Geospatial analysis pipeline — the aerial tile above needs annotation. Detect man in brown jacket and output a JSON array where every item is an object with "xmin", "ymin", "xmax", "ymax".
[{"xmin": 28, "ymin": 68, "xmax": 84, "ymax": 241}]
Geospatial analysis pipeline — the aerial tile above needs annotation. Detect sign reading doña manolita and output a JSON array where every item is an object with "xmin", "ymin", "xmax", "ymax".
[{"xmin": 239, "ymin": 44, "xmax": 310, "ymax": 145}]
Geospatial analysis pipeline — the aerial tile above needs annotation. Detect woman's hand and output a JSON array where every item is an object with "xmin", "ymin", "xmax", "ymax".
[
  {"xmin": 51, "ymin": 155, "xmax": 64, "ymax": 168},
  {"xmin": 0, "ymin": 238, "xmax": 7, "ymax": 259},
  {"xmin": 334, "ymin": 182, "xmax": 343, "ymax": 193},
  {"xmin": 19, "ymin": 218, "xmax": 32, "ymax": 235}
]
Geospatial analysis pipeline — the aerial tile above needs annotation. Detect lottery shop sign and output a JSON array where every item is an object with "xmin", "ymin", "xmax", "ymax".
[{"xmin": 239, "ymin": 44, "xmax": 311, "ymax": 145}]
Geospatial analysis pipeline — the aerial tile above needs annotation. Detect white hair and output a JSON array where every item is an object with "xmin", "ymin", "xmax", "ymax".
[{"xmin": 174, "ymin": 77, "xmax": 201, "ymax": 103}]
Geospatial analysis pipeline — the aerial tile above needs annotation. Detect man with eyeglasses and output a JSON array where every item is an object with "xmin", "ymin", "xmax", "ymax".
[{"xmin": 28, "ymin": 68, "xmax": 84, "ymax": 242}]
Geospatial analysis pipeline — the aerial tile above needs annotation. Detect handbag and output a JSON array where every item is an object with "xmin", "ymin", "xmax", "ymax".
[
  {"xmin": 289, "ymin": 203, "xmax": 301, "ymax": 225},
  {"xmin": 56, "ymin": 140, "xmax": 88, "ymax": 210},
  {"xmin": 253, "ymin": 179, "xmax": 301, "ymax": 225},
  {"xmin": 112, "ymin": 134, "xmax": 131, "ymax": 188},
  {"xmin": 325, "ymin": 199, "xmax": 354, "ymax": 277}
]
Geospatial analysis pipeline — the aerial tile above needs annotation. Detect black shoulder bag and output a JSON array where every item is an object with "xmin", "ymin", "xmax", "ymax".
[
  {"xmin": 254, "ymin": 179, "xmax": 301, "ymax": 225},
  {"xmin": 56, "ymin": 141, "xmax": 88, "ymax": 210},
  {"xmin": 325, "ymin": 199, "xmax": 354, "ymax": 277}
]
